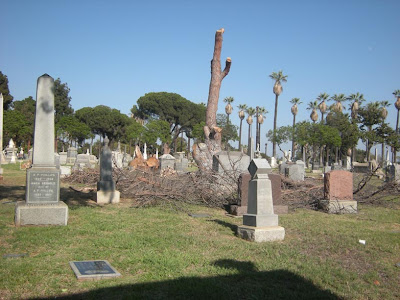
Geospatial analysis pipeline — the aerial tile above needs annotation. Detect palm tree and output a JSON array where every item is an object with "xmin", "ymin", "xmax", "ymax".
[
  {"xmin": 317, "ymin": 93, "xmax": 329, "ymax": 122},
  {"xmin": 269, "ymin": 70, "xmax": 288, "ymax": 158},
  {"xmin": 246, "ymin": 107, "xmax": 256, "ymax": 153},
  {"xmin": 346, "ymin": 93, "xmax": 365, "ymax": 164},
  {"xmin": 347, "ymin": 92, "xmax": 365, "ymax": 119},
  {"xmin": 256, "ymin": 107, "xmax": 268, "ymax": 152},
  {"xmin": 223, "ymin": 96, "xmax": 234, "ymax": 123},
  {"xmin": 307, "ymin": 101, "xmax": 319, "ymax": 167},
  {"xmin": 237, "ymin": 104, "xmax": 248, "ymax": 151},
  {"xmin": 380, "ymin": 100, "xmax": 391, "ymax": 166},
  {"xmin": 330, "ymin": 94, "xmax": 347, "ymax": 113},
  {"xmin": 307, "ymin": 101, "xmax": 319, "ymax": 123},
  {"xmin": 290, "ymin": 98, "xmax": 302, "ymax": 156},
  {"xmin": 393, "ymin": 90, "xmax": 400, "ymax": 163}
]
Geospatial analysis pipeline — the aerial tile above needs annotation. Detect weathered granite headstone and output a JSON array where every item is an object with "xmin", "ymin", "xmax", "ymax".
[
  {"xmin": 319, "ymin": 170, "xmax": 357, "ymax": 214},
  {"xmin": 96, "ymin": 137, "xmax": 120, "ymax": 204},
  {"xmin": 285, "ymin": 161, "xmax": 305, "ymax": 181},
  {"xmin": 59, "ymin": 152, "xmax": 67, "ymax": 165},
  {"xmin": 111, "ymin": 151, "xmax": 123, "ymax": 169},
  {"xmin": 174, "ymin": 152, "xmax": 188, "ymax": 173},
  {"xmin": 353, "ymin": 162, "xmax": 369, "ymax": 173},
  {"xmin": 66, "ymin": 147, "xmax": 77, "ymax": 165},
  {"xmin": 238, "ymin": 159, "xmax": 285, "ymax": 242},
  {"xmin": 212, "ymin": 151, "xmax": 251, "ymax": 174},
  {"xmin": 15, "ymin": 74, "xmax": 68, "ymax": 226},
  {"xmin": 72, "ymin": 154, "xmax": 94, "ymax": 170},
  {"xmin": 386, "ymin": 164, "xmax": 400, "ymax": 184},
  {"xmin": 159, "ymin": 154, "xmax": 176, "ymax": 170}
]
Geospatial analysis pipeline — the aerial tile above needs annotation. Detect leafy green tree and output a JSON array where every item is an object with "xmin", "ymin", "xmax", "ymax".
[
  {"xmin": 0, "ymin": 71, "xmax": 14, "ymax": 110},
  {"xmin": 56, "ymin": 115, "xmax": 91, "ymax": 146},
  {"xmin": 266, "ymin": 125, "xmax": 292, "ymax": 159},
  {"xmin": 216, "ymin": 114, "xmax": 238, "ymax": 148},
  {"xmin": 124, "ymin": 120, "xmax": 145, "ymax": 145},
  {"xmin": 3, "ymin": 110, "xmax": 31, "ymax": 146},
  {"xmin": 142, "ymin": 119, "xmax": 171, "ymax": 149},
  {"xmin": 12, "ymin": 96, "xmax": 36, "ymax": 148},
  {"xmin": 326, "ymin": 110, "xmax": 359, "ymax": 161},
  {"xmin": 192, "ymin": 121, "xmax": 206, "ymax": 143},
  {"xmin": 54, "ymin": 78, "xmax": 74, "ymax": 123},
  {"xmin": 358, "ymin": 102, "xmax": 384, "ymax": 160},
  {"xmin": 76, "ymin": 105, "xmax": 132, "ymax": 144},
  {"xmin": 134, "ymin": 92, "xmax": 206, "ymax": 147},
  {"xmin": 269, "ymin": 70, "xmax": 288, "ymax": 158}
]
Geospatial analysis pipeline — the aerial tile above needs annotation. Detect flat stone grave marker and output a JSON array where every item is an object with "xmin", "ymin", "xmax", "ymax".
[
  {"xmin": 188, "ymin": 213, "xmax": 211, "ymax": 218},
  {"xmin": 69, "ymin": 260, "xmax": 121, "ymax": 280}
]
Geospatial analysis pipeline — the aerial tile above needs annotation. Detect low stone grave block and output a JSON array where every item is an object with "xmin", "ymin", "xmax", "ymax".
[
  {"xmin": 319, "ymin": 170, "xmax": 357, "ymax": 214},
  {"xmin": 160, "ymin": 154, "xmax": 176, "ymax": 170},
  {"xmin": 69, "ymin": 260, "xmax": 121, "ymax": 281}
]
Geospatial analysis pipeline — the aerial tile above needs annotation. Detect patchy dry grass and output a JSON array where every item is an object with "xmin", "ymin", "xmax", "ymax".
[{"xmin": 0, "ymin": 166, "xmax": 399, "ymax": 299}]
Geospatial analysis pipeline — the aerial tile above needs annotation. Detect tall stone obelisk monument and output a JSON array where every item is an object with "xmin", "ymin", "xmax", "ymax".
[{"xmin": 15, "ymin": 74, "xmax": 68, "ymax": 226}]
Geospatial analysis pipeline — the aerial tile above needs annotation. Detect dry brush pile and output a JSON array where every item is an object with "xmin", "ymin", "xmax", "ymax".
[{"xmin": 63, "ymin": 168, "xmax": 238, "ymax": 209}]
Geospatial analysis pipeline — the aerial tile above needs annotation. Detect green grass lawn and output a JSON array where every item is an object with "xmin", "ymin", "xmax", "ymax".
[{"xmin": 0, "ymin": 165, "xmax": 399, "ymax": 299}]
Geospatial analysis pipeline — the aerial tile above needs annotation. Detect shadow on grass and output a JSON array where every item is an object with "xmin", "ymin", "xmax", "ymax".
[
  {"xmin": 35, "ymin": 259, "xmax": 338, "ymax": 300},
  {"xmin": 210, "ymin": 219, "xmax": 238, "ymax": 235},
  {"xmin": 0, "ymin": 185, "xmax": 25, "ymax": 202},
  {"xmin": 61, "ymin": 187, "xmax": 98, "ymax": 210},
  {"xmin": 0, "ymin": 185, "xmax": 97, "ymax": 209}
]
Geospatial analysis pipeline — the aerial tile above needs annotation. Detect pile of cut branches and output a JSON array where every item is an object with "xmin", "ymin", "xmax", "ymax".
[
  {"xmin": 62, "ymin": 168, "xmax": 237, "ymax": 209},
  {"xmin": 280, "ymin": 176, "xmax": 324, "ymax": 210}
]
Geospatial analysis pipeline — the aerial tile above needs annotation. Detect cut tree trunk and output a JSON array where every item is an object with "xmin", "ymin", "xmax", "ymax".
[{"xmin": 193, "ymin": 28, "xmax": 231, "ymax": 171}]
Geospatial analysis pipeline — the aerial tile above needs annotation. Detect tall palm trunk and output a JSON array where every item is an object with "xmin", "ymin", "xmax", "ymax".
[
  {"xmin": 239, "ymin": 119, "xmax": 243, "ymax": 151},
  {"xmin": 291, "ymin": 114, "xmax": 296, "ymax": 157},
  {"xmin": 273, "ymin": 94, "xmax": 279, "ymax": 158},
  {"xmin": 395, "ymin": 110, "xmax": 400, "ymax": 163}
]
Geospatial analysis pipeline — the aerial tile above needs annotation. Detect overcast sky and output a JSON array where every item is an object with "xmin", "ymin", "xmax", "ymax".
[{"xmin": 2, "ymin": 0, "xmax": 399, "ymax": 155}]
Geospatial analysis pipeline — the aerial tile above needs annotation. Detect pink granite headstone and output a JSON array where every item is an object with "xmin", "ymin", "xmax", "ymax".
[{"xmin": 324, "ymin": 170, "xmax": 353, "ymax": 201}]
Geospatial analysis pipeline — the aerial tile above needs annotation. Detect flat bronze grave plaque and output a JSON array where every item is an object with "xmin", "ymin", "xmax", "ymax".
[{"xmin": 69, "ymin": 260, "xmax": 121, "ymax": 280}]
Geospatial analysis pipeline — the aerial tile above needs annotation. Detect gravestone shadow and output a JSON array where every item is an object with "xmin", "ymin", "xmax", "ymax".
[
  {"xmin": 0, "ymin": 185, "xmax": 25, "ymax": 203},
  {"xmin": 60, "ymin": 187, "xmax": 97, "ymax": 209},
  {"xmin": 210, "ymin": 219, "xmax": 238, "ymax": 235},
  {"xmin": 35, "ymin": 259, "xmax": 339, "ymax": 299}
]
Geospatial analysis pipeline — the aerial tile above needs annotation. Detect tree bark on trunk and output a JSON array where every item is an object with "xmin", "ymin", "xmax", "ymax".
[
  {"xmin": 272, "ymin": 94, "xmax": 279, "ymax": 158},
  {"xmin": 239, "ymin": 119, "xmax": 243, "ymax": 151},
  {"xmin": 193, "ymin": 28, "xmax": 231, "ymax": 171},
  {"xmin": 291, "ymin": 114, "xmax": 296, "ymax": 157},
  {"xmin": 394, "ymin": 110, "xmax": 399, "ymax": 163}
]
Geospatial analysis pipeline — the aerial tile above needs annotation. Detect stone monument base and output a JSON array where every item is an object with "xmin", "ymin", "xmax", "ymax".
[
  {"xmin": 319, "ymin": 200, "xmax": 357, "ymax": 214},
  {"xmin": 238, "ymin": 225, "xmax": 285, "ymax": 242},
  {"xmin": 15, "ymin": 201, "xmax": 68, "ymax": 226},
  {"xmin": 96, "ymin": 190, "xmax": 120, "ymax": 204}
]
